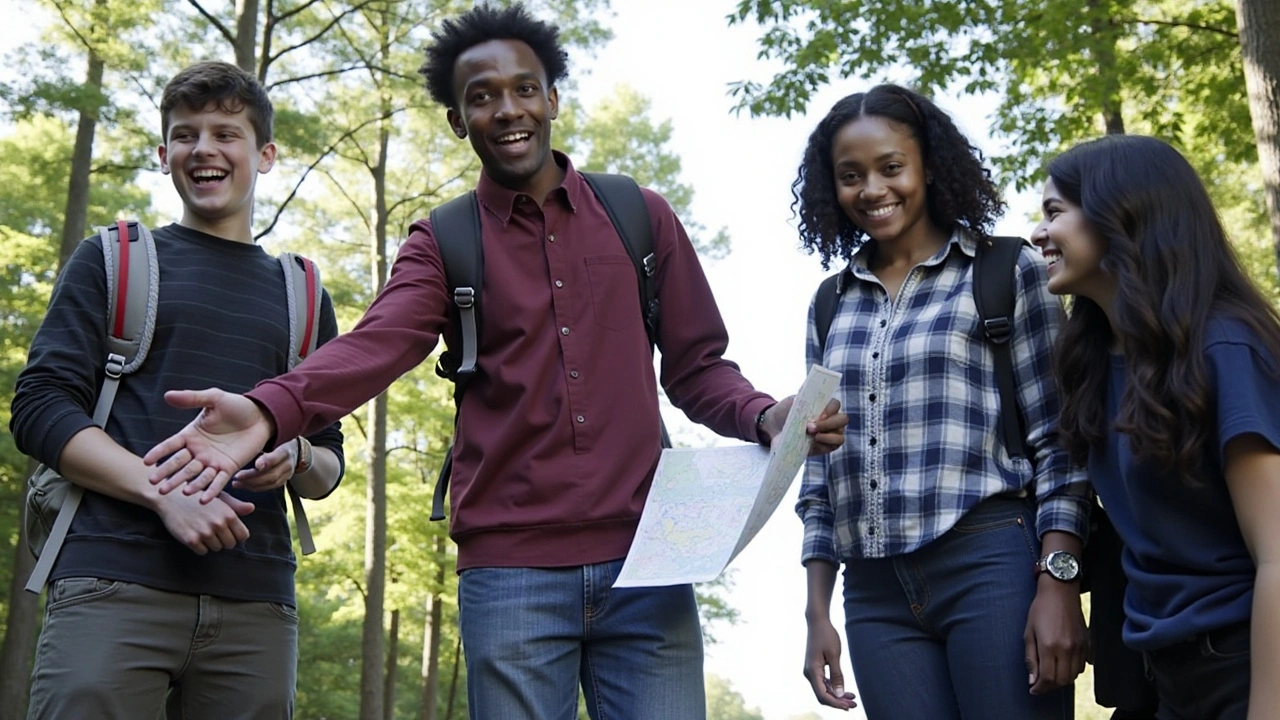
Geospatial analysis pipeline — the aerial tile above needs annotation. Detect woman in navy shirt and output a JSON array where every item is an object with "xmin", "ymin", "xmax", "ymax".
[{"xmin": 1034, "ymin": 134, "xmax": 1280, "ymax": 719}]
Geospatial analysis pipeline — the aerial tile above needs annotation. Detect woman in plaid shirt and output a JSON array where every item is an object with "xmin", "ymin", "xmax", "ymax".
[
  {"xmin": 1035, "ymin": 134, "xmax": 1279, "ymax": 720},
  {"xmin": 792, "ymin": 84, "xmax": 1091, "ymax": 719}
]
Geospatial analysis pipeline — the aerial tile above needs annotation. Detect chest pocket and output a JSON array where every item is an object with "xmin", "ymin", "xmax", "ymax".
[{"xmin": 584, "ymin": 254, "xmax": 639, "ymax": 332}]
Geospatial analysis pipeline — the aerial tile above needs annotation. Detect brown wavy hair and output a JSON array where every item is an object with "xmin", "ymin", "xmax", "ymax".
[{"xmin": 1050, "ymin": 135, "xmax": 1280, "ymax": 483}]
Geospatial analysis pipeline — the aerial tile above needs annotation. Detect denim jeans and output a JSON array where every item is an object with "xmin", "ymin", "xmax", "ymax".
[
  {"xmin": 457, "ymin": 559, "xmax": 704, "ymax": 720},
  {"xmin": 27, "ymin": 578, "xmax": 297, "ymax": 720},
  {"xmin": 841, "ymin": 495, "xmax": 1073, "ymax": 720},
  {"xmin": 1144, "ymin": 621, "xmax": 1250, "ymax": 720}
]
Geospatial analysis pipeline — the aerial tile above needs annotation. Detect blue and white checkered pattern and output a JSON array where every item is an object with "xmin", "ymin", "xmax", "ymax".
[{"xmin": 798, "ymin": 231, "xmax": 1090, "ymax": 564}]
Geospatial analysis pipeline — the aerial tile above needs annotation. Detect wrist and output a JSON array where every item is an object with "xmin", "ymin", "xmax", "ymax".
[
  {"xmin": 293, "ymin": 437, "xmax": 314, "ymax": 475},
  {"xmin": 756, "ymin": 403, "xmax": 775, "ymax": 445}
]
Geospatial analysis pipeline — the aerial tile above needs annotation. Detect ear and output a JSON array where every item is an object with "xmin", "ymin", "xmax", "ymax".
[
  {"xmin": 548, "ymin": 85, "xmax": 559, "ymax": 120},
  {"xmin": 447, "ymin": 108, "xmax": 466, "ymax": 139},
  {"xmin": 257, "ymin": 141, "xmax": 278, "ymax": 174},
  {"xmin": 157, "ymin": 144, "xmax": 170, "ymax": 175}
]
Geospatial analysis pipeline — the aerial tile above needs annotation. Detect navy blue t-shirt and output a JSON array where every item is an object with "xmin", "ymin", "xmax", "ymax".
[{"xmin": 1090, "ymin": 317, "xmax": 1270, "ymax": 651}]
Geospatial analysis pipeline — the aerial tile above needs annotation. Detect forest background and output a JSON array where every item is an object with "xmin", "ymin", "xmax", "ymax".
[{"xmin": 0, "ymin": 0, "xmax": 1277, "ymax": 719}]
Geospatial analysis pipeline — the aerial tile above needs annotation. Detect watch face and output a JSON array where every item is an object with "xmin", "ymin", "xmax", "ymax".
[{"xmin": 1047, "ymin": 551, "xmax": 1080, "ymax": 581}]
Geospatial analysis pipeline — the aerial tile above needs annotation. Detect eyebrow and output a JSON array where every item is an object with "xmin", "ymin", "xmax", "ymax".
[
  {"xmin": 835, "ymin": 150, "xmax": 907, "ymax": 168},
  {"xmin": 1041, "ymin": 196, "xmax": 1062, "ymax": 212}
]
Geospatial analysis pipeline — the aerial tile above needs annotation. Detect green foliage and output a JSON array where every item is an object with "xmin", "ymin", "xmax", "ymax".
[
  {"xmin": 728, "ymin": 1, "xmax": 1243, "ymax": 179},
  {"xmin": 705, "ymin": 673, "xmax": 766, "ymax": 720}
]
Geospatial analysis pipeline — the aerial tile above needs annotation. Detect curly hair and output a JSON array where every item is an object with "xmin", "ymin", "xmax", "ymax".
[
  {"xmin": 1051, "ymin": 134, "xmax": 1280, "ymax": 484},
  {"xmin": 792, "ymin": 84, "xmax": 1005, "ymax": 269},
  {"xmin": 161, "ymin": 61, "xmax": 273, "ymax": 147},
  {"xmin": 419, "ymin": 3, "xmax": 569, "ymax": 109}
]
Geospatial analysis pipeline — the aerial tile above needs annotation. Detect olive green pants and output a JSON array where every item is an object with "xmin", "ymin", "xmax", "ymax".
[{"xmin": 27, "ymin": 577, "xmax": 298, "ymax": 720}]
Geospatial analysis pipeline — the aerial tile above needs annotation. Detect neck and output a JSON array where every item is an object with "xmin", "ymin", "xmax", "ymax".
[
  {"xmin": 870, "ymin": 223, "xmax": 949, "ymax": 269},
  {"xmin": 178, "ymin": 213, "xmax": 256, "ymax": 244}
]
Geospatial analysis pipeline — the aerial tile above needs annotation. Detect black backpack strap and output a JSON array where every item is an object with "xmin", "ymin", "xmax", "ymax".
[
  {"xmin": 580, "ymin": 172, "xmax": 672, "ymax": 448},
  {"xmin": 580, "ymin": 172, "xmax": 660, "ymax": 350},
  {"xmin": 430, "ymin": 191, "xmax": 484, "ymax": 382},
  {"xmin": 972, "ymin": 235, "xmax": 1030, "ymax": 460},
  {"xmin": 813, "ymin": 270, "xmax": 848, "ymax": 360},
  {"xmin": 429, "ymin": 191, "xmax": 483, "ymax": 522}
]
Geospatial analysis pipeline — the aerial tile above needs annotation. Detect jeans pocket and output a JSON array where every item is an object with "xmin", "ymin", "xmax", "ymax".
[
  {"xmin": 950, "ymin": 503, "xmax": 1038, "ymax": 560},
  {"xmin": 46, "ymin": 577, "xmax": 122, "ymax": 612},
  {"xmin": 268, "ymin": 602, "xmax": 300, "ymax": 622},
  {"xmin": 1202, "ymin": 623, "xmax": 1250, "ymax": 659}
]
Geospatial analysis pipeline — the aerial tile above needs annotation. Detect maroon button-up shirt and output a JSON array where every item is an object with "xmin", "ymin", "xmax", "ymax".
[{"xmin": 249, "ymin": 154, "xmax": 774, "ymax": 569}]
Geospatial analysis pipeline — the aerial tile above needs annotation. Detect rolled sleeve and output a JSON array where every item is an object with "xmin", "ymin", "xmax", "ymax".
[{"xmin": 798, "ymin": 455, "xmax": 839, "ymax": 565}]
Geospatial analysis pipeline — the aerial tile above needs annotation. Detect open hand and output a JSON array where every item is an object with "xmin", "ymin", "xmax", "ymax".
[{"xmin": 144, "ymin": 388, "xmax": 274, "ymax": 503}]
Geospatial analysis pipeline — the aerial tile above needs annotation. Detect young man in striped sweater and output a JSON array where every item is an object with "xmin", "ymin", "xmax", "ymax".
[{"xmin": 10, "ymin": 61, "xmax": 344, "ymax": 720}]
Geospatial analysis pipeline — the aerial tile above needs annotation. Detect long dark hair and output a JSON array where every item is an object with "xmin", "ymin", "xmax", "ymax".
[
  {"xmin": 1052, "ymin": 134, "xmax": 1280, "ymax": 482},
  {"xmin": 792, "ymin": 84, "xmax": 1004, "ymax": 269}
]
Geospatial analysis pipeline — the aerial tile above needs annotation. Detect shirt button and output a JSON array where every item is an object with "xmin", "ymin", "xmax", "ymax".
[
  {"xmin": 561, "ymin": 327, "xmax": 570, "ymax": 336},
  {"xmin": 555, "ymin": 280, "xmax": 564, "ymax": 288},
  {"xmin": 869, "ymin": 479, "xmax": 878, "ymax": 490},
  {"xmin": 878, "ymin": 319, "xmax": 887, "ymax": 328},
  {"xmin": 868, "ymin": 393, "xmax": 876, "ymax": 402},
  {"xmin": 570, "ymin": 370, "xmax": 580, "ymax": 378},
  {"xmin": 548, "ymin": 234, "xmax": 556, "ymax": 242},
  {"xmin": 576, "ymin": 415, "xmax": 586, "ymax": 423},
  {"xmin": 869, "ymin": 437, "xmax": 878, "ymax": 447},
  {"xmin": 868, "ymin": 526, "xmax": 877, "ymax": 536},
  {"xmin": 872, "ymin": 352, "xmax": 880, "ymax": 359}
]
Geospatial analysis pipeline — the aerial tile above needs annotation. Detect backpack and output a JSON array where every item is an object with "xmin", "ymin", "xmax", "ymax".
[
  {"xmin": 24, "ymin": 220, "xmax": 325, "ymax": 593},
  {"xmin": 426, "ymin": 172, "xmax": 668, "ymax": 521},
  {"xmin": 813, "ymin": 235, "xmax": 1030, "ymax": 459}
]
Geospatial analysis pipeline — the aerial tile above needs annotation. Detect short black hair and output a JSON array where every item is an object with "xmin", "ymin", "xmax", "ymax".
[
  {"xmin": 420, "ymin": 3, "xmax": 569, "ymax": 109},
  {"xmin": 161, "ymin": 61, "xmax": 273, "ymax": 147},
  {"xmin": 793, "ymin": 84, "xmax": 1005, "ymax": 269}
]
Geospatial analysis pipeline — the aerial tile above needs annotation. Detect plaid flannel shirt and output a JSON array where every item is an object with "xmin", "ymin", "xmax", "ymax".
[{"xmin": 798, "ymin": 231, "xmax": 1090, "ymax": 564}]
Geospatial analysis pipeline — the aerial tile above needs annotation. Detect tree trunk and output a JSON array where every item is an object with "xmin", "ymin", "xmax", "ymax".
[
  {"xmin": 233, "ymin": 0, "xmax": 259, "ymax": 74},
  {"xmin": 58, "ymin": 39, "xmax": 106, "ymax": 266},
  {"xmin": 1237, "ymin": 0, "xmax": 1280, "ymax": 274},
  {"xmin": 383, "ymin": 609, "xmax": 399, "ymax": 720},
  {"xmin": 358, "ymin": 102, "xmax": 393, "ymax": 720},
  {"xmin": 417, "ymin": 536, "xmax": 446, "ymax": 720},
  {"xmin": 0, "ymin": 459, "xmax": 42, "ymax": 720}
]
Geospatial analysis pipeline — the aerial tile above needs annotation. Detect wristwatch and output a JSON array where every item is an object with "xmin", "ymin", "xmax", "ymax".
[
  {"xmin": 1035, "ymin": 550, "xmax": 1081, "ymax": 582},
  {"xmin": 294, "ymin": 437, "xmax": 314, "ymax": 475}
]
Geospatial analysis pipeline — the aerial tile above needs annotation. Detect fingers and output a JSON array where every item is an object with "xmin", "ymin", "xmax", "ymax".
[
  {"xmin": 218, "ymin": 492, "xmax": 256, "ymax": 518},
  {"xmin": 154, "ymin": 451, "xmax": 206, "ymax": 494},
  {"xmin": 197, "ymin": 469, "xmax": 234, "ymax": 503},
  {"xmin": 162, "ymin": 388, "xmax": 220, "ymax": 411},
  {"xmin": 144, "ymin": 433, "xmax": 189, "ymax": 466},
  {"xmin": 1024, "ymin": 628, "xmax": 1039, "ymax": 689}
]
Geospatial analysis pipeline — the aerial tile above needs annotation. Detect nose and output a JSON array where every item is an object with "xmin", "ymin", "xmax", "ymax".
[
  {"xmin": 1030, "ymin": 221, "xmax": 1048, "ymax": 248},
  {"xmin": 494, "ymin": 91, "xmax": 524, "ymax": 121},
  {"xmin": 860, "ymin": 174, "xmax": 887, "ymax": 201},
  {"xmin": 193, "ymin": 130, "xmax": 216, "ymax": 156}
]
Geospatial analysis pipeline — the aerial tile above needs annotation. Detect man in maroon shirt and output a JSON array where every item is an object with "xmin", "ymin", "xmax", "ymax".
[{"xmin": 144, "ymin": 4, "xmax": 846, "ymax": 718}]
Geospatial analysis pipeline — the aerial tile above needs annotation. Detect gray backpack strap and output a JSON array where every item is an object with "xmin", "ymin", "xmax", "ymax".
[
  {"xmin": 431, "ymin": 191, "xmax": 484, "ymax": 382},
  {"xmin": 280, "ymin": 252, "xmax": 322, "ymax": 555},
  {"xmin": 28, "ymin": 221, "xmax": 156, "ymax": 593}
]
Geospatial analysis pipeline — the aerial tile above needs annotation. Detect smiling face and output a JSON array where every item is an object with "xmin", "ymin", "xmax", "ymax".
[
  {"xmin": 831, "ymin": 115, "xmax": 938, "ymax": 248},
  {"xmin": 447, "ymin": 39, "xmax": 561, "ymax": 200},
  {"xmin": 158, "ymin": 102, "xmax": 275, "ymax": 242},
  {"xmin": 1032, "ymin": 178, "xmax": 1111, "ymax": 301}
]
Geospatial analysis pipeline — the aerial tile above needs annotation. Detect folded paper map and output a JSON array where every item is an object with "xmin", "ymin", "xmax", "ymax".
[{"xmin": 614, "ymin": 365, "xmax": 842, "ymax": 587}]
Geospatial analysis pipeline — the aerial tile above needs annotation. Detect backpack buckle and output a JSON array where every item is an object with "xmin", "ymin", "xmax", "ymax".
[
  {"xmin": 104, "ymin": 353, "xmax": 126, "ymax": 379},
  {"xmin": 983, "ymin": 317, "xmax": 1012, "ymax": 344},
  {"xmin": 454, "ymin": 287, "xmax": 475, "ymax": 309},
  {"xmin": 642, "ymin": 253, "xmax": 656, "ymax": 277}
]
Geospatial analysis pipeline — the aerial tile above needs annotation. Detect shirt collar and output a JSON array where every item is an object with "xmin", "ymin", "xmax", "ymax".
[
  {"xmin": 839, "ymin": 227, "xmax": 975, "ymax": 292},
  {"xmin": 475, "ymin": 150, "xmax": 581, "ymax": 224}
]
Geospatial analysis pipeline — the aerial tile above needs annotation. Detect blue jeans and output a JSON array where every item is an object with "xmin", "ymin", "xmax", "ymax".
[
  {"xmin": 457, "ymin": 559, "xmax": 705, "ymax": 720},
  {"xmin": 841, "ymin": 495, "xmax": 1073, "ymax": 720}
]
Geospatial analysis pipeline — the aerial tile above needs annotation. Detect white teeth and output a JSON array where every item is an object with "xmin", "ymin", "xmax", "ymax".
[
  {"xmin": 192, "ymin": 169, "xmax": 227, "ymax": 180},
  {"xmin": 496, "ymin": 132, "xmax": 531, "ymax": 144},
  {"xmin": 865, "ymin": 205, "xmax": 897, "ymax": 218}
]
